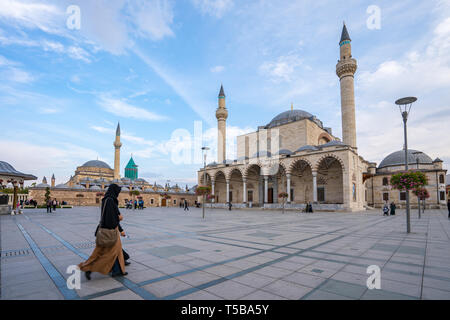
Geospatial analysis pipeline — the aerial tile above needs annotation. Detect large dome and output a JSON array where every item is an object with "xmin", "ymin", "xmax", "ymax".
[
  {"xmin": 81, "ymin": 160, "xmax": 112, "ymax": 170},
  {"xmin": 266, "ymin": 109, "xmax": 322, "ymax": 129},
  {"xmin": 378, "ymin": 149, "xmax": 433, "ymax": 169}
]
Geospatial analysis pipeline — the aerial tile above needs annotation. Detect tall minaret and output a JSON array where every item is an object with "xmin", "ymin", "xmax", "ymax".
[
  {"xmin": 216, "ymin": 85, "xmax": 228, "ymax": 163},
  {"xmin": 113, "ymin": 122, "xmax": 122, "ymax": 180},
  {"xmin": 336, "ymin": 23, "xmax": 358, "ymax": 149},
  {"xmin": 51, "ymin": 174, "xmax": 55, "ymax": 187}
]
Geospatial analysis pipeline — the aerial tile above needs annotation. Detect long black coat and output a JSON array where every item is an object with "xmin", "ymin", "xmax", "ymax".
[{"xmin": 95, "ymin": 184, "xmax": 122, "ymax": 235}]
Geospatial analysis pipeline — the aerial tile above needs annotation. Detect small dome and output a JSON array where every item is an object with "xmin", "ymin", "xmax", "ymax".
[
  {"xmin": 296, "ymin": 145, "xmax": 319, "ymax": 152},
  {"xmin": 266, "ymin": 109, "xmax": 322, "ymax": 129},
  {"xmin": 90, "ymin": 185, "xmax": 101, "ymax": 190},
  {"xmin": 207, "ymin": 162, "xmax": 218, "ymax": 167},
  {"xmin": 253, "ymin": 151, "xmax": 272, "ymax": 158},
  {"xmin": 378, "ymin": 149, "xmax": 433, "ymax": 169},
  {"xmin": 320, "ymin": 141, "xmax": 346, "ymax": 148},
  {"xmin": 81, "ymin": 160, "xmax": 112, "ymax": 170},
  {"xmin": 36, "ymin": 183, "xmax": 50, "ymax": 188},
  {"xmin": 72, "ymin": 184, "xmax": 85, "ymax": 190},
  {"xmin": 121, "ymin": 187, "xmax": 130, "ymax": 192},
  {"xmin": 55, "ymin": 184, "xmax": 69, "ymax": 189},
  {"xmin": 274, "ymin": 149, "xmax": 293, "ymax": 156}
]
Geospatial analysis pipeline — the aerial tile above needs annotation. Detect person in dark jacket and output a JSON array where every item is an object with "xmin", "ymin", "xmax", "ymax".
[
  {"xmin": 448, "ymin": 199, "xmax": 450, "ymax": 218},
  {"xmin": 390, "ymin": 202, "xmax": 396, "ymax": 216},
  {"xmin": 79, "ymin": 184, "xmax": 127, "ymax": 279},
  {"xmin": 46, "ymin": 199, "xmax": 52, "ymax": 213},
  {"xmin": 184, "ymin": 199, "xmax": 189, "ymax": 212}
]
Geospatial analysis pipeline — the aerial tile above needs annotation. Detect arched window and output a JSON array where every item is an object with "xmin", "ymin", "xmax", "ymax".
[
  {"xmin": 382, "ymin": 177, "xmax": 389, "ymax": 186},
  {"xmin": 439, "ymin": 174, "xmax": 445, "ymax": 184}
]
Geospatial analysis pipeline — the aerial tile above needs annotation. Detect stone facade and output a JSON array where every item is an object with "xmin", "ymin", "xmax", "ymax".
[
  {"xmin": 197, "ymin": 24, "xmax": 447, "ymax": 212},
  {"xmin": 28, "ymin": 187, "xmax": 197, "ymax": 208}
]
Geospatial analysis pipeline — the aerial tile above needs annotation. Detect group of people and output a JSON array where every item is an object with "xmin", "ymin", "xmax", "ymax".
[
  {"xmin": 382, "ymin": 202, "xmax": 397, "ymax": 216},
  {"xmin": 125, "ymin": 199, "xmax": 144, "ymax": 210},
  {"xmin": 46, "ymin": 198, "xmax": 59, "ymax": 213}
]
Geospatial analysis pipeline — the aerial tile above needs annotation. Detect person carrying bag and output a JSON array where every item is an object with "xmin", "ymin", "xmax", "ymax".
[
  {"xmin": 79, "ymin": 184, "xmax": 127, "ymax": 279},
  {"xmin": 96, "ymin": 198, "xmax": 119, "ymax": 248}
]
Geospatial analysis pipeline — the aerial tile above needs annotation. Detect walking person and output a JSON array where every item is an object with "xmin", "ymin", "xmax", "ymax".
[
  {"xmin": 78, "ymin": 184, "xmax": 127, "ymax": 280},
  {"xmin": 390, "ymin": 202, "xmax": 396, "ymax": 216},
  {"xmin": 228, "ymin": 202, "xmax": 232, "ymax": 211},
  {"xmin": 52, "ymin": 198, "xmax": 57, "ymax": 212},
  {"xmin": 383, "ymin": 203, "xmax": 390, "ymax": 216},
  {"xmin": 184, "ymin": 199, "xmax": 189, "ymax": 212},
  {"xmin": 46, "ymin": 199, "xmax": 52, "ymax": 213},
  {"xmin": 447, "ymin": 199, "xmax": 450, "ymax": 219}
]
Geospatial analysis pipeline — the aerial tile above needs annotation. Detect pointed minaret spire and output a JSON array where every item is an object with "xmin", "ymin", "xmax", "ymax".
[
  {"xmin": 218, "ymin": 84, "xmax": 225, "ymax": 98},
  {"xmin": 116, "ymin": 122, "xmax": 121, "ymax": 136},
  {"xmin": 340, "ymin": 22, "xmax": 351, "ymax": 44},
  {"xmin": 114, "ymin": 122, "xmax": 122, "ymax": 180}
]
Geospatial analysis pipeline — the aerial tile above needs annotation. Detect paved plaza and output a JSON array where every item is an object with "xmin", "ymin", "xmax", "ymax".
[{"xmin": 1, "ymin": 206, "xmax": 450, "ymax": 300}]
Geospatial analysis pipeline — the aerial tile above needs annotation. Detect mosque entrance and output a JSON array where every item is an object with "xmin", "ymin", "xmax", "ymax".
[
  {"xmin": 161, "ymin": 199, "xmax": 167, "ymax": 207},
  {"xmin": 268, "ymin": 188, "xmax": 274, "ymax": 204}
]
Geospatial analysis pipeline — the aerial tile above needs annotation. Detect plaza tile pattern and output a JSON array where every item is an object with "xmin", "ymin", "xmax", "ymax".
[{"xmin": 1, "ymin": 207, "xmax": 450, "ymax": 300}]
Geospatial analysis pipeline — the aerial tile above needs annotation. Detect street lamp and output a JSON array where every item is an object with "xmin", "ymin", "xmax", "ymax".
[
  {"xmin": 201, "ymin": 146, "xmax": 210, "ymax": 219},
  {"xmin": 395, "ymin": 96, "xmax": 417, "ymax": 234},
  {"xmin": 412, "ymin": 151, "xmax": 422, "ymax": 219}
]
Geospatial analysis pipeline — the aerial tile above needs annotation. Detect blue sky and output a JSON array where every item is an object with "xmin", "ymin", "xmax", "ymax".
[{"xmin": 1, "ymin": 0, "xmax": 449, "ymax": 186}]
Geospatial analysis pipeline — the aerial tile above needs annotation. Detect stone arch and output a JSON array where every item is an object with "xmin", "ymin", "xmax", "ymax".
[
  {"xmin": 318, "ymin": 133, "xmax": 332, "ymax": 145},
  {"xmin": 199, "ymin": 172, "xmax": 213, "ymax": 185},
  {"xmin": 244, "ymin": 163, "xmax": 263, "ymax": 178},
  {"xmin": 314, "ymin": 154, "xmax": 345, "ymax": 172},
  {"xmin": 213, "ymin": 170, "xmax": 227, "ymax": 203},
  {"xmin": 226, "ymin": 167, "xmax": 244, "ymax": 181},
  {"xmin": 228, "ymin": 168, "xmax": 244, "ymax": 203},
  {"xmin": 213, "ymin": 170, "xmax": 227, "ymax": 181},
  {"xmin": 289, "ymin": 158, "xmax": 314, "ymax": 204},
  {"xmin": 315, "ymin": 154, "xmax": 344, "ymax": 204},
  {"xmin": 245, "ymin": 163, "xmax": 263, "ymax": 205},
  {"xmin": 288, "ymin": 158, "xmax": 314, "ymax": 174}
]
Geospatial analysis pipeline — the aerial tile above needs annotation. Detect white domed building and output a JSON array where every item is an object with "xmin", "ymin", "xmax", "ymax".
[{"xmin": 198, "ymin": 24, "xmax": 447, "ymax": 211}]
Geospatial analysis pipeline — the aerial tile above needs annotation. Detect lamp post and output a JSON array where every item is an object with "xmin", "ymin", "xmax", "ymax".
[
  {"xmin": 413, "ymin": 151, "xmax": 421, "ymax": 219},
  {"xmin": 201, "ymin": 147, "xmax": 210, "ymax": 219},
  {"xmin": 395, "ymin": 97, "xmax": 417, "ymax": 234}
]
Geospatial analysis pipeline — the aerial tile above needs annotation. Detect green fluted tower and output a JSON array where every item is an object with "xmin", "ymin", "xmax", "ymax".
[{"xmin": 125, "ymin": 156, "xmax": 138, "ymax": 180}]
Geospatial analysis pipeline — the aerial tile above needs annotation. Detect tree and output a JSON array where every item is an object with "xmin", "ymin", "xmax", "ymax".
[{"xmin": 44, "ymin": 187, "xmax": 51, "ymax": 204}]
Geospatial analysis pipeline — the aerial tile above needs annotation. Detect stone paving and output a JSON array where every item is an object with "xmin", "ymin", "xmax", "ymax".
[{"xmin": 1, "ymin": 206, "xmax": 450, "ymax": 300}]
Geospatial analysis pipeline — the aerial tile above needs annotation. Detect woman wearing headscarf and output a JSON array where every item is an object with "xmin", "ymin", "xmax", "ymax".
[{"xmin": 78, "ymin": 184, "xmax": 127, "ymax": 280}]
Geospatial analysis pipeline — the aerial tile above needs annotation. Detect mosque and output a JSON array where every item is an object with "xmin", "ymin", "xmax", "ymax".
[
  {"xmin": 28, "ymin": 124, "xmax": 197, "ymax": 207},
  {"xmin": 198, "ymin": 24, "xmax": 448, "ymax": 211}
]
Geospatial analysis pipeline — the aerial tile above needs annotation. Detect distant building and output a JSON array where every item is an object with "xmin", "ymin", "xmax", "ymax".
[{"xmin": 29, "ymin": 123, "xmax": 196, "ymax": 207}]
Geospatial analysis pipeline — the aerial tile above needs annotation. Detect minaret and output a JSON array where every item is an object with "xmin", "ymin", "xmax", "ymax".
[
  {"xmin": 336, "ymin": 23, "xmax": 357, "ymax": 149},
  {"xmin": 113, "ymin": 122, "xmax": 122, "ymax": 180},
  {"xmin": 51, "ymin": 174, "xmax": 55, "ymax": 187},
  {"xmin": 216, "ymin": 85, "xmax": 228, "ymax": 163}
]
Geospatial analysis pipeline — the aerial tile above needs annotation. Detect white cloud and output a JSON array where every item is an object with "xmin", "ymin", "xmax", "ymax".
[
  {"xmin": 0, "ymin": 139, "xmax": 98, "ymax": 184},
  {"xmin": 192, "ymin": 0, "xmax": 234, "ymax": 18},
  {"xmin": 98, "ymin": 96, "xmax": 169, "ymax": 122},
  {"xmin": 259, "ymin": 54, "xmax": 303, "ymax": 83},
  {"xmin": 210, "ymin": 65, "xmax": 225, "ymax": 73},
  {"xmin": 128, "ymin": 0, "xmax": 174, "ymax": 41},
  {"xmin": 356, "ymin": 15, "xmax": 450, "ymax": 169},
  {"xmin": 0, "ymin": 55, "xmax": 34, "ymax": 83},
  {"xmin": 0, "ymin": 0, "xmax": 64, "ymax": 34}
]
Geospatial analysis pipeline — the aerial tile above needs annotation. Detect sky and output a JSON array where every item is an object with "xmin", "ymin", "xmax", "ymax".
[{"xmin": 1, "ymin": 0, "xmax": 449, "ymax": 187}]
